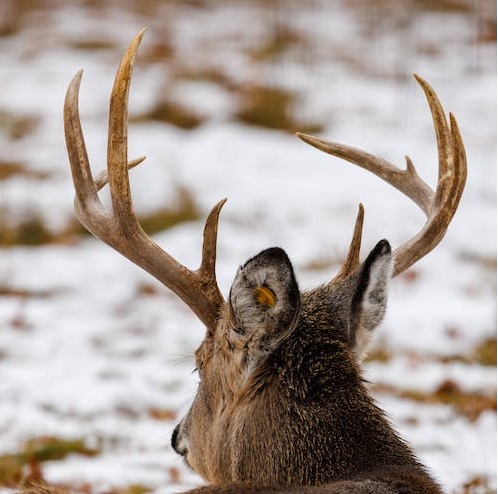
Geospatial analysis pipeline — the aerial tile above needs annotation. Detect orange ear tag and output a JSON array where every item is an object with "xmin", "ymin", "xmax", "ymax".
[{"xmin": 254, "ymin": 286, "xmax": 277, "ymax": 308}]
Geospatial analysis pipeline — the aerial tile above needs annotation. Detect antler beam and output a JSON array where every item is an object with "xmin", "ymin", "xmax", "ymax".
[{"xmin": 297, "ymin": 75, "xmax": 467, "ymax": 279}]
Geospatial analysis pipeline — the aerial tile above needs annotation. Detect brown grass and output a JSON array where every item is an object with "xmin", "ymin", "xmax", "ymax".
[
  {"xmin": 368, "ymin": 336, "xmax": 497, "ymax": 368},
  {"xmin": 0, "ymin": 110, "xmax": 40, "ymax": 140},
  {"xmin": 66, "ymin": 39, "xmax": 118, "ymax": 52},
  {"xmin": 0, "ymin": 161, "xmax": 50, "ymax": 181},
  {"xmin": 0, "ymin": 185, "xmax": 200, "ymax": 247},
  {"xmin": 133, "ymin": 99, "xmax": 205, "ymax": 130},
  {"xmin": 0, "ymin": 212, "xmax": 58, "ymax": 247},
  {"xmin": 0, "ymin": 437, "xmax": 100, "ymax": 488},
  {"xmin": 235, "ymin": 85, "xmax": 323, "ymax": 134},
  {"xmin": 459, "ymin": 475, "xmax": 497, "ymax": 494},
  {"xmin": 374, "ymin": 379, "xmax": 496, "ymax": 422},
  {"xmin": 472, "ymin": 337, "xmax": 497, "ymax": 367},
  {"xmin": 249, "ymin": 25, "xmax": 307, "ymax": 62},
  {"xmin": 138, "ymin": 186, "xmax": 200, "ymax": 234}
]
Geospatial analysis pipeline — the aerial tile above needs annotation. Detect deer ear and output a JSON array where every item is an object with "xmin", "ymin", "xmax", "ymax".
[
  {"xmin": 229, "ymin": 247, "xmax": 300, "ymax": 357},
  {"xmin": 350, "ymin": 240, "xmax": 392, "ymax": 361}
]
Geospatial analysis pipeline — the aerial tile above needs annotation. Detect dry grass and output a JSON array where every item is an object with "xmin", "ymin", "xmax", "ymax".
[
  {"xmin": 65, "ymin": 38, "xmax": 119, "ymax": 52},
  {"xmin": 472, "ymin": 337, "xmax": 497, "ymax": 366},
  {"xmin": 0, "ymin": 161, "xmax": 51, "ymax": 181},
  {"xmin": 368, "ymin": 337, "xmax": 497, "ymax": 422},
  {"xmin": 133, "ymin": 99, "xmax": 205, "ymax": 130},
  {"xmin": 235, "ymin": 85, "xmax": 323, "ymax": 134},
  {"xmin": 130, "ymin": 185, "xmax": 200, "ymax": 235},
  {"xmin": 0, "ymin": 437, "xmax": 100, "ymax": 488},
  {"xmin": 368, "ymin": 336, "xmax": 497, "ymax": 367},
  {"xmin": 0, "ymin": 186, "xmax": 200, "ymax": 246},
  {"xmin": 459, "ymin": 250, "xmax": 497, "ymax": 271},
  {"xmin": 0, "ymin": 110, "xmax": 40, "ymax": 140},
  {"xmin": 0, "ymin": 211, "xmax": 59, "ymax": 246},
  {"xmin": 249, "ymin": 24, "xmax": 307, "ymax": 62},
  {"xmin": 459, "ymin": 475, "xmax": 497, "ymax": 494},
  {"xmin": 373, "ymin": 379, "xmax": 496, "ymax": 422}
]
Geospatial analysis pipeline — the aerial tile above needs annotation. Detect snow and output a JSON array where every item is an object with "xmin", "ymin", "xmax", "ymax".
[{"xmin": 0, "ymin": 2, "xmax": 495, "ymax": 493}]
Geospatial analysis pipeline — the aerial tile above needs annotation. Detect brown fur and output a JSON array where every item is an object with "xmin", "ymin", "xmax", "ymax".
[{"xmin": 172, "ymin": 245, "xmax": 444, "ymax": 493}]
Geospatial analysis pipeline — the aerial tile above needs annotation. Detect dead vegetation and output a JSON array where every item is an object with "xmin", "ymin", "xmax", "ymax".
[
  {"xmin": 0, "ymin": 437, "xmax": 99, "ymax": 488},
  {"xmin": 249, "ymin": 24, "xmax": 307, "ymax": 62},
  {"xmin": 132, "ymin": 98, "xmax": 205, "ymax": 130},
  {"xmin": 0, "ymin": 185, "xmax": 200, "ymax": 247},
  {"xmin": 0, "ymin": 161, "xmax": 51, "ymax": 181},
  {"xmin": 459, "ymin": 475, "xmax": 497, "ymax": 494},
  {"xmin": 0, "ymin": 110, "xmax": 40, "ymax": 140},
  {"xmin": 367, "ymin": 337, "xmax": 497, "ymax": 422},
  {"xmin": 368, "ymin": 336, "xmax": 497, "ymax": 368},
  {"xmin": 0, "ymin": 211, "xmax": 60, "ymax": 246},
  {"xmin": 374, "ymin": 379, "xmax": 496, "ymax": 422},
  {"xmin": 234, "ymin": 84, "xmax": 323, "ymax": 134}
]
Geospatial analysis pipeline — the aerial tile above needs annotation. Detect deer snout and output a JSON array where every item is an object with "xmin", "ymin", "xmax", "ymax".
[{"xmin": 171, "ymin": 422, "xmax": 188, "ymax": 456}]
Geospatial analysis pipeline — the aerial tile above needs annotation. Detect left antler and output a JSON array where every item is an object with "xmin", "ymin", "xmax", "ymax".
[{"xmin": 64, "ymin": 29, "xmax": 226, "ymax": 332}]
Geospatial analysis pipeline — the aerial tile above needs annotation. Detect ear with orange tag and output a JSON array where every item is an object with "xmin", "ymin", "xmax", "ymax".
[{"xmin": 229, "ymin": 247, "xmax": 300, "ymax": 353}]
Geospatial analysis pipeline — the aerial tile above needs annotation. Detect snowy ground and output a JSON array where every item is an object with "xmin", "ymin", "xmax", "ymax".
[{"xmin": 0, "ymin": 2, "xmax": 496, "ymax": 493}]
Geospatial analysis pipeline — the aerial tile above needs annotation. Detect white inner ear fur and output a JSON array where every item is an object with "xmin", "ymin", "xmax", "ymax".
[
  {"xmin": 354, "ymin": 251, "xmax": 393, "ymax": 361},
  {"xmin": 230, "ymin": 266, "xmax": 282, "ymax": 334},
  {"xmin": 229, "ymin": 263, "xmax": 298, "ymax": 363}
]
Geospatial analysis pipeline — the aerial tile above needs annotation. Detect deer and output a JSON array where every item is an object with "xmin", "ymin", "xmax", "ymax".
[{"xmin": 63, "ymin": 30, "xmax": 466, "ymax": 494}]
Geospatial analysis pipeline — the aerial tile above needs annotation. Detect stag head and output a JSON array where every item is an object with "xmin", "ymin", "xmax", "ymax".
[{"xmin": 64, "ymin": 30, "xmax": 466, "ymax": 492}]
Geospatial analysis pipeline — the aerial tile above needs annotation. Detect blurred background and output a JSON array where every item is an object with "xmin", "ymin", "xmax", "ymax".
[{"xmin": 0, "ymin": 1, "xmax": 496, "ymax": 493}]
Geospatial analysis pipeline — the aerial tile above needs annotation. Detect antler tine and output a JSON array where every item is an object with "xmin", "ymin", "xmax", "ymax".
[
  {"xmin": 297, "ymin": 75, "xmax": 466, "ymax": 279},
  {"xmin": 392, "ymin": 75, "xmax": 467, "ymax": 276},
  {"xmin": 200, "ymin": 198, "xmax": 227, "ymax": 283},
  {"xmin": 296, "ymin": 134, "xmax": 434, "ymax": 217},
  {"xmin": 107, "ymin": 29, "xmax": 144, "ymax": 228},
  {"xmin": 64, "ymin": 70, "xmax": 107, "ymax": 233},
  {"xmin": 94, "ymin": 156, "xmax": 146, "ymax": 191},
  {"xmin": 65, "ymin": 68, "xmax": 146, "ymax": 230},
  {"xmin": 64, "ymin": 30, "xmax": 226, "ymax": 331},
  {"xmin": 331, "ymin": 204, "xmax": 364, "ymax": 282}
]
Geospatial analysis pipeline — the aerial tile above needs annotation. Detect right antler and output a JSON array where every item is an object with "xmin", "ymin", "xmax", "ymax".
[
  {"xmin": 64, "ymin": 29, "xmax": 225, "ymax": 332},
  {"xmin": 297, "ymin": 74, "xmax": 467, "ymax": 279}
]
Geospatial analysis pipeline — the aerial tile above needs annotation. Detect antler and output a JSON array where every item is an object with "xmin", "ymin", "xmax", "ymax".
[
  {"xmin": 297, "ymin": 74, "xmax": 467, "ymax": 279},
  {"xmin": 64, "ymin": 29, "xmax": 225, "ymax": 331}
]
